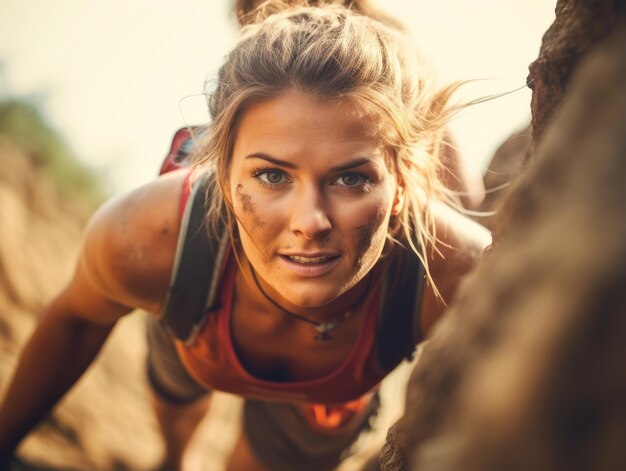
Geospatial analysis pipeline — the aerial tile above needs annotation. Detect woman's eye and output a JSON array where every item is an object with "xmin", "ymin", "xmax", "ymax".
[
  {"xmin": 335, "ymin": 173, "xmax": 368, "ymax": 187},
  {"xmin": 256, "ymin": 169, "xmax": 288, "ymax": 185}
]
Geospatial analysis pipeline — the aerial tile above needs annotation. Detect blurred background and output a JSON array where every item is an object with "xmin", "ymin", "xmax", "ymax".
[{"xmin": 0, "ymin": 0, "xmax": 554, "ymax": 197}]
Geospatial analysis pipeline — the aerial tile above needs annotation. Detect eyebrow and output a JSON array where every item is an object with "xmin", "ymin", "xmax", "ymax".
[
  {"xmin": 245, "ymin": 153, "xmax": 297, "ymax": 169},
  {"xmin": 245, "ymin": 153, "xmax": 372, "ymax": 172}
]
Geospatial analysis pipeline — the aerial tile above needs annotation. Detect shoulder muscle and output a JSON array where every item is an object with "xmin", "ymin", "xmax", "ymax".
[
  {"xmin": 419, "ymin": 201, "xmax": 491, "ymax": 336},
  {"xmin": 78, "ymin": 170, "xmax": 188, "ymax": 314}
]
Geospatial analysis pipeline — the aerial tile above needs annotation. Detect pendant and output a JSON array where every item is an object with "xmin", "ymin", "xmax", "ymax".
[{"xmin": 314, "ymin": 321, "xmax": 338, "ymax": 341}]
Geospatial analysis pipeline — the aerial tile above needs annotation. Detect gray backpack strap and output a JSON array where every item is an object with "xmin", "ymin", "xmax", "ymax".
[
  {"xmin": 374, "ymin": 247, "xmax": 426, "ymax": 371},
  {"xmin": 159, "ymin": 171, "xmax": 230, "ymax": 344}
]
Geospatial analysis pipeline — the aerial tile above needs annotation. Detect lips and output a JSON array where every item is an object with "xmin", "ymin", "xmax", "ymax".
[
  {"xmin": 279, "ymin": 254, "xmax": 341, "ymax": 277},
  {"xmin": 287, "ymin": 255, "xmax": 337, "ymax": 264}
]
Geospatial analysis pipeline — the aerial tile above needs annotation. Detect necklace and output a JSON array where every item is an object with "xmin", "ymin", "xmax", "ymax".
[{"xmin": 249, "ymin": 264, "xmax": 371, "ymax": 341}]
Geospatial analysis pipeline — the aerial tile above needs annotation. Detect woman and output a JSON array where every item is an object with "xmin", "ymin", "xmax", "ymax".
[{"xmin": 0, "ymin": 4, "xmax": 490, "ymax": 470}]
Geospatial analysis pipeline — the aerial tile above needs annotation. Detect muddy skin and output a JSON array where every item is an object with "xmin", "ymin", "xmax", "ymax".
[
  {"xmin": 235, "ymin": 184, "xmax": 264, "ymax": 230},
  {"xmin": 353, "ymin": 217, "xmax": 385, "ymax": 272},
  {"xmin": 319, "ymin": 233, "xmax": 331, "ymax": 245}
]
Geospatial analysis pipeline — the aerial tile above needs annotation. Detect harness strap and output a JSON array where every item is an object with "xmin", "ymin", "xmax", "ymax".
[
  {"xmin": 374, "ymin": 247, "xmax": 425, "ymax": 371},
  {"xmin": 159, "ymin": 171, "xmax": 230, "ymax": 344}
]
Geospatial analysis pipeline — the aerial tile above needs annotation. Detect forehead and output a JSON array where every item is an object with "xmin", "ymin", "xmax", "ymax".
[{"xmin": 234, "ymin": 89, "xmax": 382, "ymax": 147}]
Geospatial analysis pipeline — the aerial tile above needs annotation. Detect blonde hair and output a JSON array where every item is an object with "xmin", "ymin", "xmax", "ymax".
[
  {"xmin": 234, "ymin": 0, "xmax": 407, "ymax": 31},
  {"xmin": 194, "ymin": 3, "xmax": 461, "ymax": 287}
]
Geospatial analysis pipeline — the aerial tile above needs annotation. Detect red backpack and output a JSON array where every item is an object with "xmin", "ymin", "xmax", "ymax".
[{"xmin": 159, "ymin": 126, "xmax": 202, "ymax": 174}]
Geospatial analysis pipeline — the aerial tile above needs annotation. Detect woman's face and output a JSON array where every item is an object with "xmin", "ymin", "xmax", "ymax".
[{"xmin": 228, "ymin": 89, "xmax": 402, "ymax": 308}]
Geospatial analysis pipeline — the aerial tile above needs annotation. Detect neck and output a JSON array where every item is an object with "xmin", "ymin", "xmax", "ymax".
[{"xmin": 241, "ymin": 257, "xmax": 374, "ymax": 324}]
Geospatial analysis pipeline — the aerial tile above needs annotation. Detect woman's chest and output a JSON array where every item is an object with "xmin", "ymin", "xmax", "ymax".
[
  {"xmin": 230, "ymin": 303, "xmax": 365, "ymax": 382},
  {"xmin": 176, "ymin": 274, "xmax": 385, "ymax": 403}
]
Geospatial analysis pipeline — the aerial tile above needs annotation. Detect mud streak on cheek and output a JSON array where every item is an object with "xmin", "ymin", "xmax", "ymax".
[
  {"xmin": 353, "ymin": 207, "xmax": 387, "ymax": 269},
  {"xmin": 235, "ymin": 184, "xmax": 264, "ymax": 229}
]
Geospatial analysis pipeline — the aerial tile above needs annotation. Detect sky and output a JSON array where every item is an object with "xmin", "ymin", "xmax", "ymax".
[{"xmin": 0, "ymin": 0, "xmax": 555, "ymax": 196}]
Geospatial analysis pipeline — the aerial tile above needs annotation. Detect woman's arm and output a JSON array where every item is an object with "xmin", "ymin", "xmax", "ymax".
[
  {"xmin": 0, "ymin": 283, "xmax": 126, "ymax": 456},
  {"xmin": 419, "ymin": 200, "xmax": 492, "ymax": 337},
  {"xmin": 0, "ymin": 170, "xmax": 185, "ymax": 459}
]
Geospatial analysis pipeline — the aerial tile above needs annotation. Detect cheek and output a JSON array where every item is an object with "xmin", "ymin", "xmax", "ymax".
[
  {"xmin": 344, "ymin": 195, "xmax": 391, "ymax": 263},
  {"xmin": 235, "ymin": 183, "xmax": 265, "ymax": 231},
  {"xmin": 354, "ymin": 209, "xmax": 386, "ymax": 254}
]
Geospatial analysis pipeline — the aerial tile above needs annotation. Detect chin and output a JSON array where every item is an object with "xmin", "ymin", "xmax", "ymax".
[
  {"xmin": 283, "ymin": 285, "xmax": 342, "ymax": 308},
  {"xmin": 287, "ymin": 293, "xmax": 335, "ymax": 309}
]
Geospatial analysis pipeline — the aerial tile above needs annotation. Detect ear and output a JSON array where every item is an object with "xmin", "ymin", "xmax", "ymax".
[{"xmin": 391, "ymin": 182, "xmax": 405, "ymax": 216}]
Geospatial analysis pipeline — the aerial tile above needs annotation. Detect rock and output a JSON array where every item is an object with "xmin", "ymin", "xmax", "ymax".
[{"xmin": 380, "ymin": 2, "xmax": 626, "ymax": 469}]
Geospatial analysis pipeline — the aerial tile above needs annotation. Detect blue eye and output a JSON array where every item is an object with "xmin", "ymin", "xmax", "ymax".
[
  {"xmin": 335, "ymin": 173, "xmax": 368, "ymax": 187},
  {"xmin": 255, "ymin": 169, "xmax": 288, "ymax": 186}
]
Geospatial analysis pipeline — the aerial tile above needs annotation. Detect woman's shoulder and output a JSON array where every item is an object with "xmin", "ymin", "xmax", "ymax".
[
  {"xmin": 430, "ymin": 200, "xmax": 492, "ymax": 267},
  {"xmin": 80, "ymin": 169, "xmax": 190, "ymax": 312},
  {"xmin": 418, "ymin": 200, "xmax": 492, "ymax": 336}
]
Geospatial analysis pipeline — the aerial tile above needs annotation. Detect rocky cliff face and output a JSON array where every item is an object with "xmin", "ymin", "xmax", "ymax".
[{"xmin": 381, "ymin": 2, "xmax": 626, "ymax": 469}]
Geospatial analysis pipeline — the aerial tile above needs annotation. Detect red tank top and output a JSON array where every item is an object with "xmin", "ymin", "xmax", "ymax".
[{"xmin": 174, "ymin": 253, "xmax": 388, "ymax": 405}]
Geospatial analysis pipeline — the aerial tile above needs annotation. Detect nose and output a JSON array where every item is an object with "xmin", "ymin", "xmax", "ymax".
[{"xmin": 289, "ymin": 186, "xmax": 332, "ymax": 240}]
